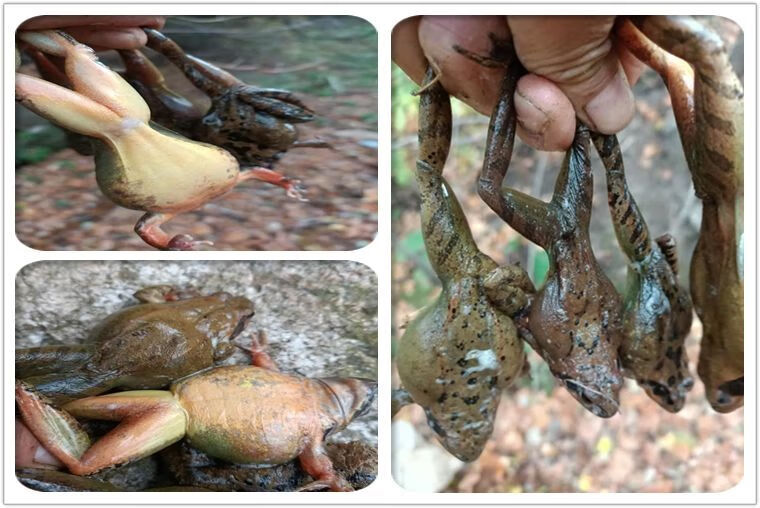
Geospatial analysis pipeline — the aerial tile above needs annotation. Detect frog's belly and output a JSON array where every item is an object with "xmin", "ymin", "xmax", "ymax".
[
  {"xmin": 97, "ymin": 126, "xmax": 240, "ymax": 213},
  {"xmin": 176, "ymin": 367, "xmax": 316, "ymax": 465}
]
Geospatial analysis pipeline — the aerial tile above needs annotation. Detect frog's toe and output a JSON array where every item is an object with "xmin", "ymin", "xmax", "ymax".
[{"xmin": 167, "ymin": 234, "xmax": 214, "ymax": 251}]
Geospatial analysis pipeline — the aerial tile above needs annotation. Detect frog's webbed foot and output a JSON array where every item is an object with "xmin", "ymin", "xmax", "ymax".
[
  {"xmin": 238, "ymin": 167, "xmax": 308, "ymax": 201},
  {"xmin": 135, "ymin": 212, "xmax": 214, "ymax": 251},
  {"xmin": 297, "ymin": 443, "xmax": 353, "ymax": 492}
]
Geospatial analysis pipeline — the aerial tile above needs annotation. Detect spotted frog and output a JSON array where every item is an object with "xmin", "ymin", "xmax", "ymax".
[
  {"xmin": 592, "ymin": 133, "xmax": 694, "ymax": 412},
  {"xmin": 395, "ymin": 67, "xmax": 533, "ymax": 462},
  {"xmin": 478, "ymin": 55, "xmax": 624, "ymax": 418},
  {"xmin": 16, "ymin": 285, "xmax": 253, "ymax": 406},
  {"xmin": 618, "ymin": 16, "xmax": 744, "ymax": 412}
]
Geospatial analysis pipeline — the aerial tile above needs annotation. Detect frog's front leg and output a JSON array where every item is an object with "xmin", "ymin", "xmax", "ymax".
[
  {"xmin": 237, "ymin": 167, "xmax": 306, "ymax": 201},
  {"xmin": 134, "ymin": 212, "xmax": 213, "ymax": 251},
  {"xmin": 242, "ymin": 330, "xmax": 279, "ymax": 371},
  {"xmin": 297, "ymin": 441, "xmax": 353, "ymax": 492}
]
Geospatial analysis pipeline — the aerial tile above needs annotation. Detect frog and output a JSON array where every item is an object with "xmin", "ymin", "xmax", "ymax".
[
  {"xmin": 477, "ymin": 50, "xmax": 624, "ymax": 418},
  {"xmin": 16, "ymin": 334, "xmax": 377, "ymax": 492},
  {"xmin": 617, "ymin": 16, "xmax": 744, "ymax": 413},
  {"xmin": 16, "ymin": 285, "xmax": 254, "ymax": 406},
  {"xmin": 592, "ymin": 132, "xmax": 694, "ymax": 412},
  {"xmin": 125, "ymin": 28, "xmax": 331, "ymax": 190},
  {"xmin": 395, "ymin": 66, "xmax": 534, "ymax": 462},
  {"xmin": 14, "ymin": 30, "xmax": 289, "ymax": 250}
]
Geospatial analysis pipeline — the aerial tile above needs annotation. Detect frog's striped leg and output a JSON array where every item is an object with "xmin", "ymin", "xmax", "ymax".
[
  {"xmin": 415, "ymin": 66, "xmax": 484, "ymax": 283},
  {"xmin": 591, "ymin": 132, "xmax": 652, "ymax": 263},
  {"xmin": 16, "ymin": 345, "xmax": 90, "ymax": 378},
  {"xmin": 17, "ymin": 382, "xmax": 187, "ymax": 476},
  {"xmin": 479, "ymin": 60, "xmax": 556, "ymax": 250}
]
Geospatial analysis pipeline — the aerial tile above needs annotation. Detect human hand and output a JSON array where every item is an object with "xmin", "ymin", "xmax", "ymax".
[
  {"xmin": 18, "ymin": 15, "xmax": 166, "ymax": 50},
  {"xmin": 392, "ymin": 16, "xmax": 646, "ymax": 151}
]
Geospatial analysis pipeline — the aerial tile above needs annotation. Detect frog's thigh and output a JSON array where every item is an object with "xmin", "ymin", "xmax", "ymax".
[
  {"xmin": 64, "ymin": 394, "xmax": 186, "ymax": 475},
  {"xmin": 298, "ymin": 442, "xmax": 352, "ymax": 492}
]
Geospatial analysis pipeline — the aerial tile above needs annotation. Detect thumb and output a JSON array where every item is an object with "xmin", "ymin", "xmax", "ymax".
[{"xmin": 508, "ymin": 16, "xmax": 634, "ymax": 134}]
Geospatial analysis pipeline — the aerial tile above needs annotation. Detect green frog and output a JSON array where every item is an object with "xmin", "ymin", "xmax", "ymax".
[
  {"xmin": 478, "ymin": 54, "xmax": 624, "ymax": 418},
  {"xmin": 395, "ymin": 67, "xmax": 534, "ymax": 462},
  {"xmin": 618, "ymin": 16, "xmax": 744, "ymax": 412},
  {"xmin": 16, "ymin": 285, "xmax": 253, "ymax": 406},
  {"xmin": 592, "ymin": 132, "xmax": 694, "ymax": 412}
]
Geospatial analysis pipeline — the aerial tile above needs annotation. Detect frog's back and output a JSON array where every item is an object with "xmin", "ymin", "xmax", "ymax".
[
  {"xmin": 173, "ymin": 366, "xmax": 321, "ymax": 465},
  {"xmin": 86, "ymin": 303, "xmax": 215, "ymax": 381}
]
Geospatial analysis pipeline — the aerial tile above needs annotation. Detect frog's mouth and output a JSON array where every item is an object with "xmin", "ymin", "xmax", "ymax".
[
  {"xmin": 562, "ymin": 377, "xmax": 620, "ymax": 418},
  {"xmin": 640, "ymin": 376, "xmax": 694, "ymax": 413}
]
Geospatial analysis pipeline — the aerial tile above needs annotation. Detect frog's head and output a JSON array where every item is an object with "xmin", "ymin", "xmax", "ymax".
[
  {"xmin": 559, "ymin": 363, "xmax": 623, "ymax": 418},
  {"xmin": 317, "ymin": 377, "xmax": 377, "ymax": 435},
  {"xmin": 422, "ymin": 408, "xmax": 492, "ymax": 462},
  {"xmin": 706, "ymin": 377, "xmax": 743, "ymax": 414},
  {"xmin": 640, "ymin": 376, "xmax": 694, "ymax": 413},
  {"xmin": 194, "ymin": 292, "xmax": 255, "ymax": 341}
]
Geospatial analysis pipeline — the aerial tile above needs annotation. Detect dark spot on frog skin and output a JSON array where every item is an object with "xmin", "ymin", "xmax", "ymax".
[
  {"xmin": 437, "ymin": 392, "xmax": 448, "ymax": 404},
  {"xmin": 489, "ymin": 376, "xmax": 498, "ymax": 389},
  {"xmin": 457, "ymin": 358, "xmax": 467, "ymax": 368},
  {"xmin": 425, "ymin": 411, "xmax": 445, "ymax": 437},
  {"xmin": 667, "ymin": 375, "xmax": 676, "ymax": 386},
  {"xmin": 500, "ymin": 356, "xmax": 506, "ymax": 361},
  {"xmin": 655, "ymin": 359, "xmax": 665, "ymax": 371},
  {"xmin": 463, "ymin": 395, "xmax": 480, "ymax": 405},
  {"xmin": 467, "ymin": 378, "xmax": 477, "ymax": 385}
]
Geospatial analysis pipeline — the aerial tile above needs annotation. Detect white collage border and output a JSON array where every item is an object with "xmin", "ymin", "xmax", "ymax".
[{"xmin": 3, "ymin": 2, "xmax": 756, "ymax": 505}]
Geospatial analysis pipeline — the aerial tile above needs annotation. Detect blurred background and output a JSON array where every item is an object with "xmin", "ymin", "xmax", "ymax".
[
  {"xmin": 391, "ymin": 16, "xmax": 743, "ymax": 493},
  {"xmin": 15, "ymin": 16, "xmax": 377, "ymax": 250}
]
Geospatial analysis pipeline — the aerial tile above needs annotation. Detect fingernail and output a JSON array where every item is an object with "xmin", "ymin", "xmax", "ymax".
[
  {"xmin": 34, "ymin": 446, "xmax": 61, "ymax": 466},
  {"xmin": 583, "ymin": 67, "xmax": 635, "ymax": 134},
  {"xmin": 514, "ymin": 90, "xmax": 549, "ymax": 137}
]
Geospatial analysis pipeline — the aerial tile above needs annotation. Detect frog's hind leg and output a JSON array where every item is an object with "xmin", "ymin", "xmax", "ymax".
[
  {"xmin": 16, "ymin": 345, "xmax": 91, "ymax": 378},
  {"xmin": 17, "ymin": 382, "xmax": 187, "ymax": 476},
  {"xmin": 135, "ymin": 212, "xmax": 213, "ymax": 251},
  {"xmin": 143, "ymin": 28, "xmax": 241, "ymax": 98},
  {"xmin": 20, "ymin": 369, "xmax": 122, "ymax": 407},
  {"xmin": 237, "ymin": 167, "xmax": 307, "ymax": 201}
]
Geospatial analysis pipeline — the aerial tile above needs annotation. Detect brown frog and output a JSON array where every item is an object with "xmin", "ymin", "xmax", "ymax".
[
  {"xmin": 478, "ymin": 54, "xmax": 624, "ymax": 418},
  {"xmin": 592, "ymin": 132, "xmax": 694, "ymax": 412},
  {"xmin": 618, "ymin": 16, "xmax": 744, "ymax": 412},
  {"xmin": 124, "ymin": 29, "xmax": 330, "ymax": 192},
  {"xmin": 395, "ymin": 67, "xmax": 533, "ymax": 462},
  {"xmin": 16, "ymin": 334, "xmax": 376, "ymax": 492},
  {"xmin": 16, "ymin": 285, "xmax": 253, "ymax": 406}
]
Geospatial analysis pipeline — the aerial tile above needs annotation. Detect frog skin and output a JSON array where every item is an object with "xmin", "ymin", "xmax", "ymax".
[
  {"xmin": 395, "ymin": 67, "xmax": 534, "ymax": 462},
  {"xmin": 478, "ymin": 56, "xmax": 624, "ymax": 418},
  {"xmin": 16, "ymin": 335, "xmax": 376, "ymax": 492},
  {"xmin": 592, "ymin": 132, "xmax": 694, "ymax": 412},
  {"xmin": 16, "ymin": 285, "xmax": 253, "ymax": 406},
  {"xmin": 15, "ymin": 30, "xmax": 286, "ymax": 250},
  {"xmin": 135, "ymin": 29, "xmax": 330, "ymax": 168},
  {"xmin": 618, "ymin": 17, "xmax": 744, "ymax": 413}
]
